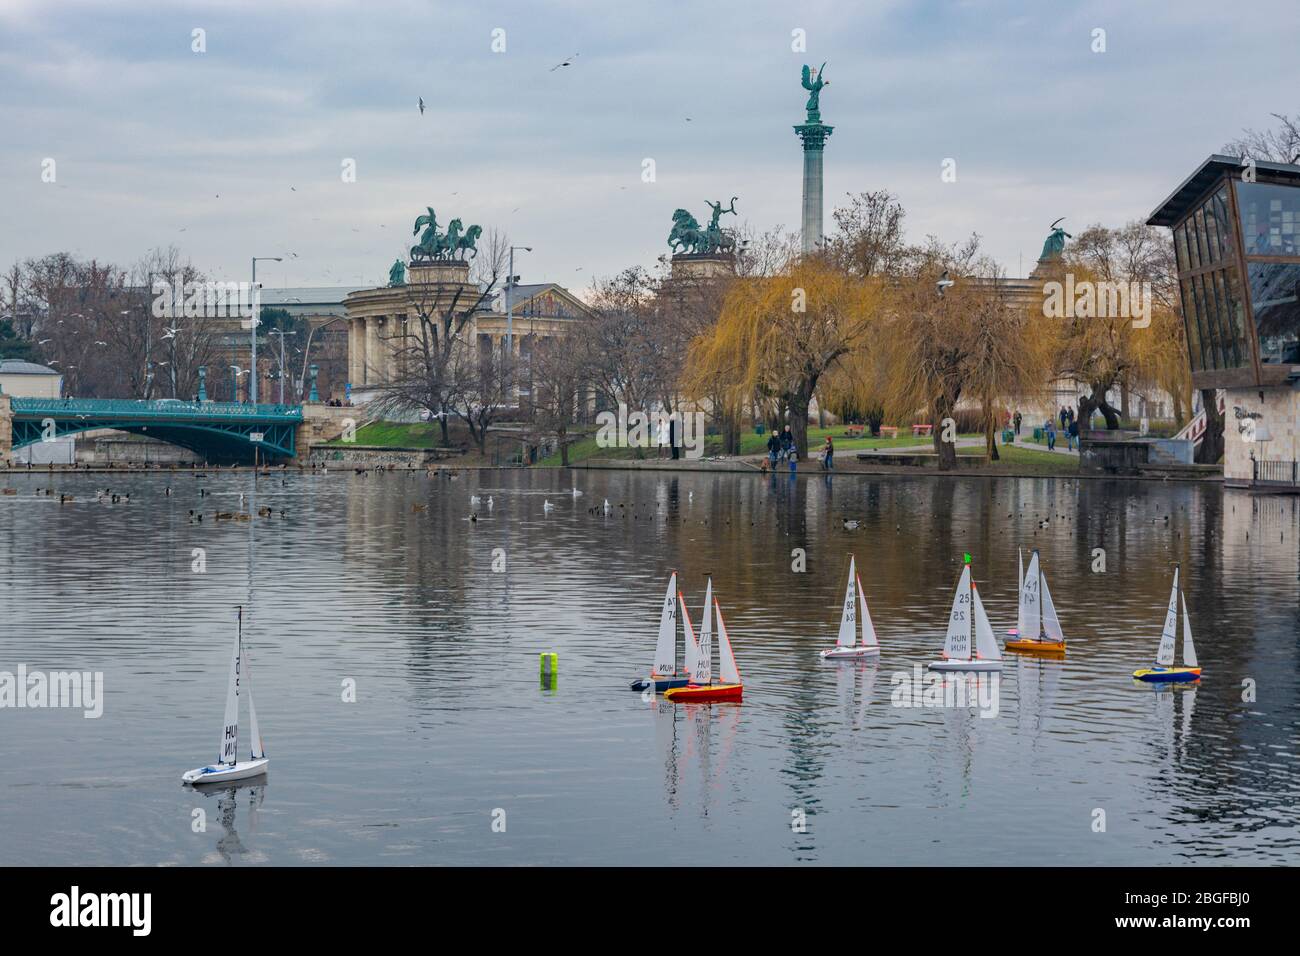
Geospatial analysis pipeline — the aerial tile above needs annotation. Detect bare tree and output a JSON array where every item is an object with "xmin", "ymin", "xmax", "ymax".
[
  {"xmin": 370, "ymin": 241, "xmax": 508, "ymax": 445},
  {"xmin": 1223, "ymin": 113, "xmax": 1300, "ymax": 164}
]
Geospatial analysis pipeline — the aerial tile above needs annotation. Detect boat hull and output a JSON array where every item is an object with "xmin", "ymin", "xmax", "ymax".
[
  {"xmin": 820, "ymin": 645, "xmax": 880, "ymax": 659},
  {"xmin": 1133, "ymin": 666, "xmax": 1201, "ymax": 683},
  {"xmin": 182, "ymin": 757, "xmax": 269, "ymax": 785},
  {"xmin": 630, "ymin": 674, "xmax": 691, "ymax": 692},
  {"xmin": 663, "ymin": 683, "xmax": 743, "ymax": 703},
  {"xmin": 1005, "ymin": 638, "xmax": 1066, "ymax": 655},
  {"xmin": 928, "ymin": 659, "xmax": 1002, "ymax": 673}
]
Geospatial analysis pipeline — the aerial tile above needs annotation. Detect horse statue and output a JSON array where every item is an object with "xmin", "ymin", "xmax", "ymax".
[
  {"xmin": 410, "ymin": 207, "xmax": 440, "ymax": 260},
  {"xmin": 668, "ymin": 208, "xmax": 710, "ymax": 255},
  {"xmin": 453, "ymin": 224, "xmax": 482, "ymax": 260}
]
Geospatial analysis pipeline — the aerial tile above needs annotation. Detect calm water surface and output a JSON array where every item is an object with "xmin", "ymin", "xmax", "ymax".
[{"xmin": 0, "ymin": 468, "xmax": 1297, "ymax": 865}]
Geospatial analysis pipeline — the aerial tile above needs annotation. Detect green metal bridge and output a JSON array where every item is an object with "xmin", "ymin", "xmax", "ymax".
[{"xmin": 9, "ymin": 398, "xmax": 303, "ymax": 462}]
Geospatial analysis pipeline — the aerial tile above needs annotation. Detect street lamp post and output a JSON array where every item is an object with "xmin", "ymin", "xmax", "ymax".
[
  {"xmin": 250, "ymin": 256, "xmax": 282, "ymax": 404},
  {"xmin": 268, "ymin": 329, "xmax": 297, "ymax": 405}
]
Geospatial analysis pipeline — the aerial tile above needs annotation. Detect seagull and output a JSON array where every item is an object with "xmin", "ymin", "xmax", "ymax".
[
  {"xmin": 486, "ymin": 496, "xmax": 494, "ymax": 510},
  {"xmin": 549, "ymin": 53, "xmax": 579, "ymax": 71},
  {"xmin": 602, "ymin": 499, "xmax": 611, "ymax": 514},
  {"xmin": 543, "ymin": 499, "xmax": 555, "ymax": 512},
  {"xmin": 571, "ymin": 488, "xmax": 583, "ymax": 498},
  {"xmin": 94, "ymin": 340, "xmax": 108, "ymax": 346},
  {"xmin": 936, "ymin": 269, "xmax": 954, "ymax": 297},
  {"xmin": 37, "ymin": 339, "xmax": 51, "ymax": 345},
  {"xmin": 470, "ymin": 494, "xmax": 482, "ymax": 506},
  {"xmin": 418, "ymin": 97, "xmax": 425, "ymax": 115}
]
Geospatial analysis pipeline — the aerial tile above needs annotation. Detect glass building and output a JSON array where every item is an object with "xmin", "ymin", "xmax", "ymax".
[{"xmin": 1148, "ymin": 155, "xmax": 1300, "ymax": 389}]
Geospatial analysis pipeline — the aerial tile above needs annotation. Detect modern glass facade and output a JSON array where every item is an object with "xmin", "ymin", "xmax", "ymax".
[
  {"xmin": 1164, "ymin": 171, "xmax": 1300, "ymax": 379},
  {"xmin": 1173, "ymin": 185, "xmax": 1251, "ymax": 373}
]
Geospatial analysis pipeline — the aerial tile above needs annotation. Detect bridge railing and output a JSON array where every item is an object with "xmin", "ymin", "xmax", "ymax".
[{"xmin": 10, "ymin": 397, "xmax": 304, "ymax": 422}]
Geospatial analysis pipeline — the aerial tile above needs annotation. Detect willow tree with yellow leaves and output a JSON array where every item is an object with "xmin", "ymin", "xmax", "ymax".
[
  {"xmin": 1049, "ymin": 221, "xmax": 1188, "ymax": 431},
  {"xmin": 872, "ymin": 239, "xmax": 1049, "ymax": 470},
  {"xmin": 685, "ymin": 257, "xmax": 881, "ymax": 457}
]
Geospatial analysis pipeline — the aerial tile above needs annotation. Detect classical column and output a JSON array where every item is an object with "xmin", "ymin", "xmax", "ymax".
[
  {"xmin": 365, "ymin": 315, "xmax": 380, "ymax": 385},
  {"xmin": 793, "ymin": 66, "xmax": 833, "ymax": 255}
]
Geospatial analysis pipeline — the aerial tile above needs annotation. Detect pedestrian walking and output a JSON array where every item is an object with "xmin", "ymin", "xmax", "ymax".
[
  {"xmin": 766, "ymin": 430, "xmax": 781, "ymax": 469},
  {"xmin": 1046, "ymin": 420, "xmax": 1057, "ymax": 451},
  {"xmin": 1067, "ymin": 417, "xmax": 1079, "ymax": 451},
  {"xmin": 1058, "ymin": 407, "xmax": 1068, "ymax": 431},
  {"xmin": 1013, "ymin": 410, "xmax": 1022, "ymax": 436},
  {"xmin": 780, "ymin": 425, "xmax": 795, "ymax": 462}
]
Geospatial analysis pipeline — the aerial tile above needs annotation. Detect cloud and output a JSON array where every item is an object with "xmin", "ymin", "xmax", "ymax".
[{"xmin": 1, "ymin": 0, "xmax": 1296, "ymax": 289}]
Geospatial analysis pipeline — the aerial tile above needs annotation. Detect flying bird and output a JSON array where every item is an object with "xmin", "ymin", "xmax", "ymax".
[
  {"xmin": 418, "ymin": 97, "xmax": 425, "ymax": 115},
  {"xmin": 549, "ymin": 53, "xmax": 579, "ymax": 71},
  {"xmin": 936, "ymin": 269, "xmax": 955, "ymax": 297}
]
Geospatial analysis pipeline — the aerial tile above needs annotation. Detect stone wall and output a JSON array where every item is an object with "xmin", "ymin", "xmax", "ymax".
[
  {"xmin": 0, "ymin": 394, "xmax": 11, "ymax": 463},
  {"xmin": 296, "ymin": 403, "xmax": 361, "ymax": 449},
  {"xmin": 1223, "ymin": 384, "xmax": 1300, "ymax": 484}
]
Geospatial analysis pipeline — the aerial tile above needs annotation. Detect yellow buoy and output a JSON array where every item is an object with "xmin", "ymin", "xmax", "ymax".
[{"xmin": 539, "ymin": 652, "xmax": 557, "ymax": 689}]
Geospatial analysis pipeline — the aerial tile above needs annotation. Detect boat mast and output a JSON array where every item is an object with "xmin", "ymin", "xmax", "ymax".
[{"xmin": 1037, "ymin": 551, "xmax": 1045, "ymax": 641}]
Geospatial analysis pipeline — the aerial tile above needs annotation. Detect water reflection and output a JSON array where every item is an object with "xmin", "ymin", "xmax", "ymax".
[{"xmin": 0, "ymin": 470, "xmax": 1296, "ymax": 865}]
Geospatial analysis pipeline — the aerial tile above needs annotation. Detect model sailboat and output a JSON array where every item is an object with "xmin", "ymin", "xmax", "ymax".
[
  {"xmin": 664, "ymin": 577, "xmax": 743, "ymax": 702},
  {"xmin": 630, "ymin": 571, "xmax": 692, "ymax": 693},
  {"xmin": 182, "ymin": 607, "xmax": 269, "ymax": 785},
  {"xmin": 1133, "ymin": 566, "xmax": 1201, "ymax": 683},
  {"xmin": 1005, "ymin": 550, "xmax": 1067, "ymax": 654},
  {"xmin": 929, "ymin": 555, "xmax": 1002, "ymax": 672},
  {"xmin": 820, "ymin": 555, "xmax": 880, "ymax": 659}
]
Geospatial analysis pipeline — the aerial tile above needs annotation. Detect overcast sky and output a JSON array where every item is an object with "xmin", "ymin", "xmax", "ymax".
[{"xmin": 1, "ymin": 0, "xmax": 1294, "ymax": 294}]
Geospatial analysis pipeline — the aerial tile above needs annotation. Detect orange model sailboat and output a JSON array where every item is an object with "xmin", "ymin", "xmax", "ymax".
[
  {"xmin": 663, "ymin": 577, "xmax": 743, "ymax": 703},
  {"xmin": 1004, "ymin": 549, "xmax": 1067, "ymax": 655}
]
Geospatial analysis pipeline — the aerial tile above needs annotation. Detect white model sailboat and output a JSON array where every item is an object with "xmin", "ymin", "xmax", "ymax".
[
  {"xmin": 630, "ymin": 571, "xmax": 692, "ymax": 692},
  {"xmin": 1005, "ymin": 550, "xmax": 1067, "ymax": 653},
  {"xmin": 929, "ymin": 556, "xmax": 1002, "ymax": 672},
  {"xmin": 182, "ymin": 607, "xmax": 269, "ymax": 785},
  {"xmin": 821, "ymin": 555, "xmax": 880, "ymax": 659},
  {"xmin": 1133, "ymin": 565, "xmax": 1201, "ymax": 683},
  {"xmin": 664, "ymin": 576, "xmax": 743, "ymax": 702}
]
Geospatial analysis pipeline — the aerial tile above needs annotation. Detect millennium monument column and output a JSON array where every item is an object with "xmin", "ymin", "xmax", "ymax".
[{"xmin": 793, "ymin": 63, "xmax": 833, "ymax": 254}]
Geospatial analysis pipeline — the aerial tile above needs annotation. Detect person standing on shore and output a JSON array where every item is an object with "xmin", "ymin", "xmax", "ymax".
[
  {"xmin": 821, "ymin": 436, "xmax": 834, "ymax": 471},
  {"xmin": 1046, "ymin": 420, "xmax": 1057, "ymax": 451},
  {"xmin": 780, "ymin": 425, "xmax": 795, "ymax": 462},
  {"xmin": 1013, "ymin": 410, "xmax": 1022, "ymax": 436},
  {"xmin": 1067, "ymin": 417, "xmax": 1079, "ymax": 451},
  {"xmin": 766, "ymin": 430, "xmax": 781, "ymax": 469}
]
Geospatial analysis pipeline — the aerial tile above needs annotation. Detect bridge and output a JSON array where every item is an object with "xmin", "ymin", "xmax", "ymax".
[{"xmin": 2, "ymin": 397, "xmax": 304, "ymax": 463}]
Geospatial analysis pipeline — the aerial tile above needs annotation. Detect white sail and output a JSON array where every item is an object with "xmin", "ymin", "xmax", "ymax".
[
  {"xmin": 943, "ymin": 566, "xmax": 973, "ymax": 660},
  {"xmin": 652, "ymin": 572, "xmax": 679, "ymax": 675},
  {"xmin": 1039, "ymin": 571, "xmax": 1064, "ymax": 642},
  {"xmin": 837, "ymin": 556, "xmax": 857, "ymax": 647},
  {"xmin": 1181, "ymin": 593, "xmax": 1197, "ymax": 668},
  {"xmin": 1016, "ymin": 548, "xmax": 1024, "ymax": 633},
  {"xmin": 1156, "ymin": 567, "xmax": 1180, "ymax": 666},
  {"xmin": 245, "ymin": 643, "xmax": 265, "ymax": 760},
  {"xmin": 1019, "ymin": 551, "xmax": 1040, "ymax": 638},
  {"xmin": 856, "ymin": 576, "xmax": 878, "ymax": 648},
  {"xmin": 716, "ymin": 598, "xmax": 741, "ymax": 685},
  {"xmin": 972, "ymin": 585, "xmax": 1001, "ymax": 661},
  {"xmin": 680, "ymin": 594, "xmax": 700, "ymax": 680},
  {"xmin": 219, "ymin": 620, "xmax": 241, "ymax": 766},
  {"xmin": 694, "ymin": 578, "xmax": 714, "ymax": 684}
]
